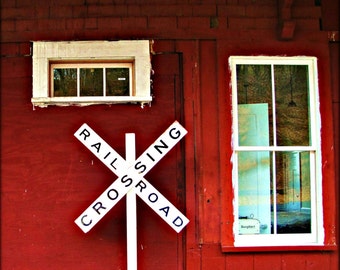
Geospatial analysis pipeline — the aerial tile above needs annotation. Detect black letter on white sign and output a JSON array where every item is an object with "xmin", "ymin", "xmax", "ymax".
[
  {"xmin": 91, "ymin": 142, "xmax": 101, "ymax": 153},
  {"xmin": 154, "ymin": 140, "xmax": 168, "ymax": 154},
  {"xmin": 134, "ymin": 161, "xmax": 146, "ymax": 174},
  {"xmin": 110, "ymin": 158, "xmax": 117, "ymax": 170},
  {"xmin": 172, "ymin": 216, "xmax": 183, "ymax": 227},
  {"xmin": 107, "ymin": 189, "xmax": 119, "ymax": 200},
  {"xmin": 81, "ymin": 215, "xmax": 92, "ymax": 226},
  {"xmin": 159, "ymin": 206, "xmax": 170, "ymax": 217},
  {"xmin": 121, "ymin": 175, "xmax": 133, "ymax": 187},
  {"xmin": 169, "ymin": 127, "xmax": 181, "ymax": 139},
  {"xmin": 135, "ymin": 180, "xmax": 147, "ymax": 192},
  {"xmin": 79, "ymin": 129, "xmax": 90, "ymax": 140},
  {"xmin": 93, "ymin": 202, "xmax": 106, "ymax": 215},
  {"xmin": 148, "ymin": 193, "xmax": 158, "ymax": 203}
]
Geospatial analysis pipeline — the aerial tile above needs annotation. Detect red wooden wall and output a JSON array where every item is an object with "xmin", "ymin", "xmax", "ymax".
[{"xmin": 1, "ymin": 0, "xmax": 339, "ymax": 269}]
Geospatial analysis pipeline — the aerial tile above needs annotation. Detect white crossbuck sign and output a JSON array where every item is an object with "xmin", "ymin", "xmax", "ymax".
[{"xmin": 74, "ymin": 121, "xmax": 189, "ymax": 233}]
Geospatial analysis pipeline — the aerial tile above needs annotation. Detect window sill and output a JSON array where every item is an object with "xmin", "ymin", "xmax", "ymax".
[
  {"xmin": 31, "ymin": 96, "xmax": 153, "ymax": 108},
  {"xmin": 221, "ymin": 243, "xmax": 337, "ymax": 253}
]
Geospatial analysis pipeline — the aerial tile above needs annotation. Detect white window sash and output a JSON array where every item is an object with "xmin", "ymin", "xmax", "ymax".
[{"xmin": 230, "ymin": 56, "xmax": 324, "ymax": 247}]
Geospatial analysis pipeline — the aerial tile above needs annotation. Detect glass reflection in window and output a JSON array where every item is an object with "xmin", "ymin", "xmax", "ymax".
[{"xmin": 236, "ymin": 64, "xmax": 311, "ymax": 235}]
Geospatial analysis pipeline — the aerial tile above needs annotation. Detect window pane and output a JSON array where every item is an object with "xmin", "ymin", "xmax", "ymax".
[
  {"xmin": 238, "ymin": 151, "xmax": 271, "ymax": 234},
  {"xmin": 53, "ymin": 68, "xmax": 77, "ymax": 97},
  {"xmin": 238, "ymin": 103, "xmax": 270, "ymax": 147},
  {"xmin": 274, "ymin": 65, "xmax": 310, "ymax": 146},
  {"xmin": 106, "ymin": 68, "xmax": 130, "ymax": 96},
  {"xmin": 237, "ymin": 102, "xmax": 271, "ymax": 234},
  {"xmin": 236, "ymin": 64, "xmax": 273, "ymax": 105},
  {"xmin": 236, "ymin": 65, "xmax": 273, "ymax": 145},
  {"xmin": 275, "ymin": 151, "xmax": 311, "ymax": 234},
  {"xmin": 80, "ymin": 68, "xmax": 103, "ymax": 96}
]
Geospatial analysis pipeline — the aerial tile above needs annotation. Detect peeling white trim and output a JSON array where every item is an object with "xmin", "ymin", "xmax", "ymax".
[{"xmin": 32, "ymin": 40, "xmax": 152, "ymax": 107}]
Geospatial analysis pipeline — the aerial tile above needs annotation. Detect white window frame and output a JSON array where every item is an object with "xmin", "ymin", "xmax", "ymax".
[
  {"xmin": 230, "ymin": 56, "xmax": 324, "ymax": 247},
  {"xmin": 32, "ymin": 40, "xmax": 152, "ymax": 107}
]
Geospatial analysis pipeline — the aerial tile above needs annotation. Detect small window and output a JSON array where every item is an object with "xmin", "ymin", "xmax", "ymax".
[
  {"xmin": 32, "ymin": 41, "xmax": 152, "ymax": 107},
  {"xmin": 229, "ymin": 56, "xmax": 324, "ymax": 247}
]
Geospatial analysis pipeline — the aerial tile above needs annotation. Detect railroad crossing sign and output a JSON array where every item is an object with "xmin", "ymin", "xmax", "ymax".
[{"xmin": 74, "ymin": 121, "xmax": 189, "ymax": 233}]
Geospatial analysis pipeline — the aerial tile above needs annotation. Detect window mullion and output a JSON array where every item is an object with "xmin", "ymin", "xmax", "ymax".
[
  {"xmin": 272, "ymin": 151, "xmax": 277, "ymax": 234},
  {"xmin": 271, "ymin": 64, "xmax": 277, "ymax": 147},
  {"xmin": 309, "ymin": 151, "xmax": 319, "ymax": 238},
  {"xmin": 103, "ymin": 67, "xmax": 106, "ymax": 97},
  {"xmin": 309, "ymin": 62, "xmax": 318, "ymax": 147},
  {"xmin": 77, "ymin": 67, "xmax": 80, "ymax": 97},
  {"xmin": 270, "ymin": 64, "xmax": 278, "ymax": 235}
]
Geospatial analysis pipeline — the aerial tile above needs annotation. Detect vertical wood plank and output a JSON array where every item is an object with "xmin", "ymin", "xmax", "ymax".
[
  {"xmin": 176, "ymin": 39, "xmax": 202, "ymax": 270},
  {"xmin": 199, "ymin": 40, "xmax": 220, "ymax": 243},
  {"xmin": 201, "ymin": 244, "xmax": 226, "ymax": 270}
]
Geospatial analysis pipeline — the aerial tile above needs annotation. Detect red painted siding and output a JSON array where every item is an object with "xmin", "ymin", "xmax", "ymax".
[{"xmin": 1, "ymin": 0, "xmax": 338, "ymax": 269}]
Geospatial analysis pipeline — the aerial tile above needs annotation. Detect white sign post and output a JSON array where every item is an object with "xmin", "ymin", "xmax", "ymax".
[
  {"xmin": 126, "ymin": 133, "xmax": 137, "ymax": 270},
  {"xmin": 74, "ymin": 121, "xmax": 189, "ymax": 269}
]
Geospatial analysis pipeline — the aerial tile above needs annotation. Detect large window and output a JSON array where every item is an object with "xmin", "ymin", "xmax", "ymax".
[
  {"xmin": 230, "ymin": 56, "xmax": 323, "ymax": 247},
  {"xmin": 32, "ymin": 40, "xmax": 152, "ymax": 107}
]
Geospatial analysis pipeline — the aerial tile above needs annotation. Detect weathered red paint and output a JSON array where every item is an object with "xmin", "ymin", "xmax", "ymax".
[{"xmin": 1, "ymin": 0, "xmax": 338, "ymax": 269}]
